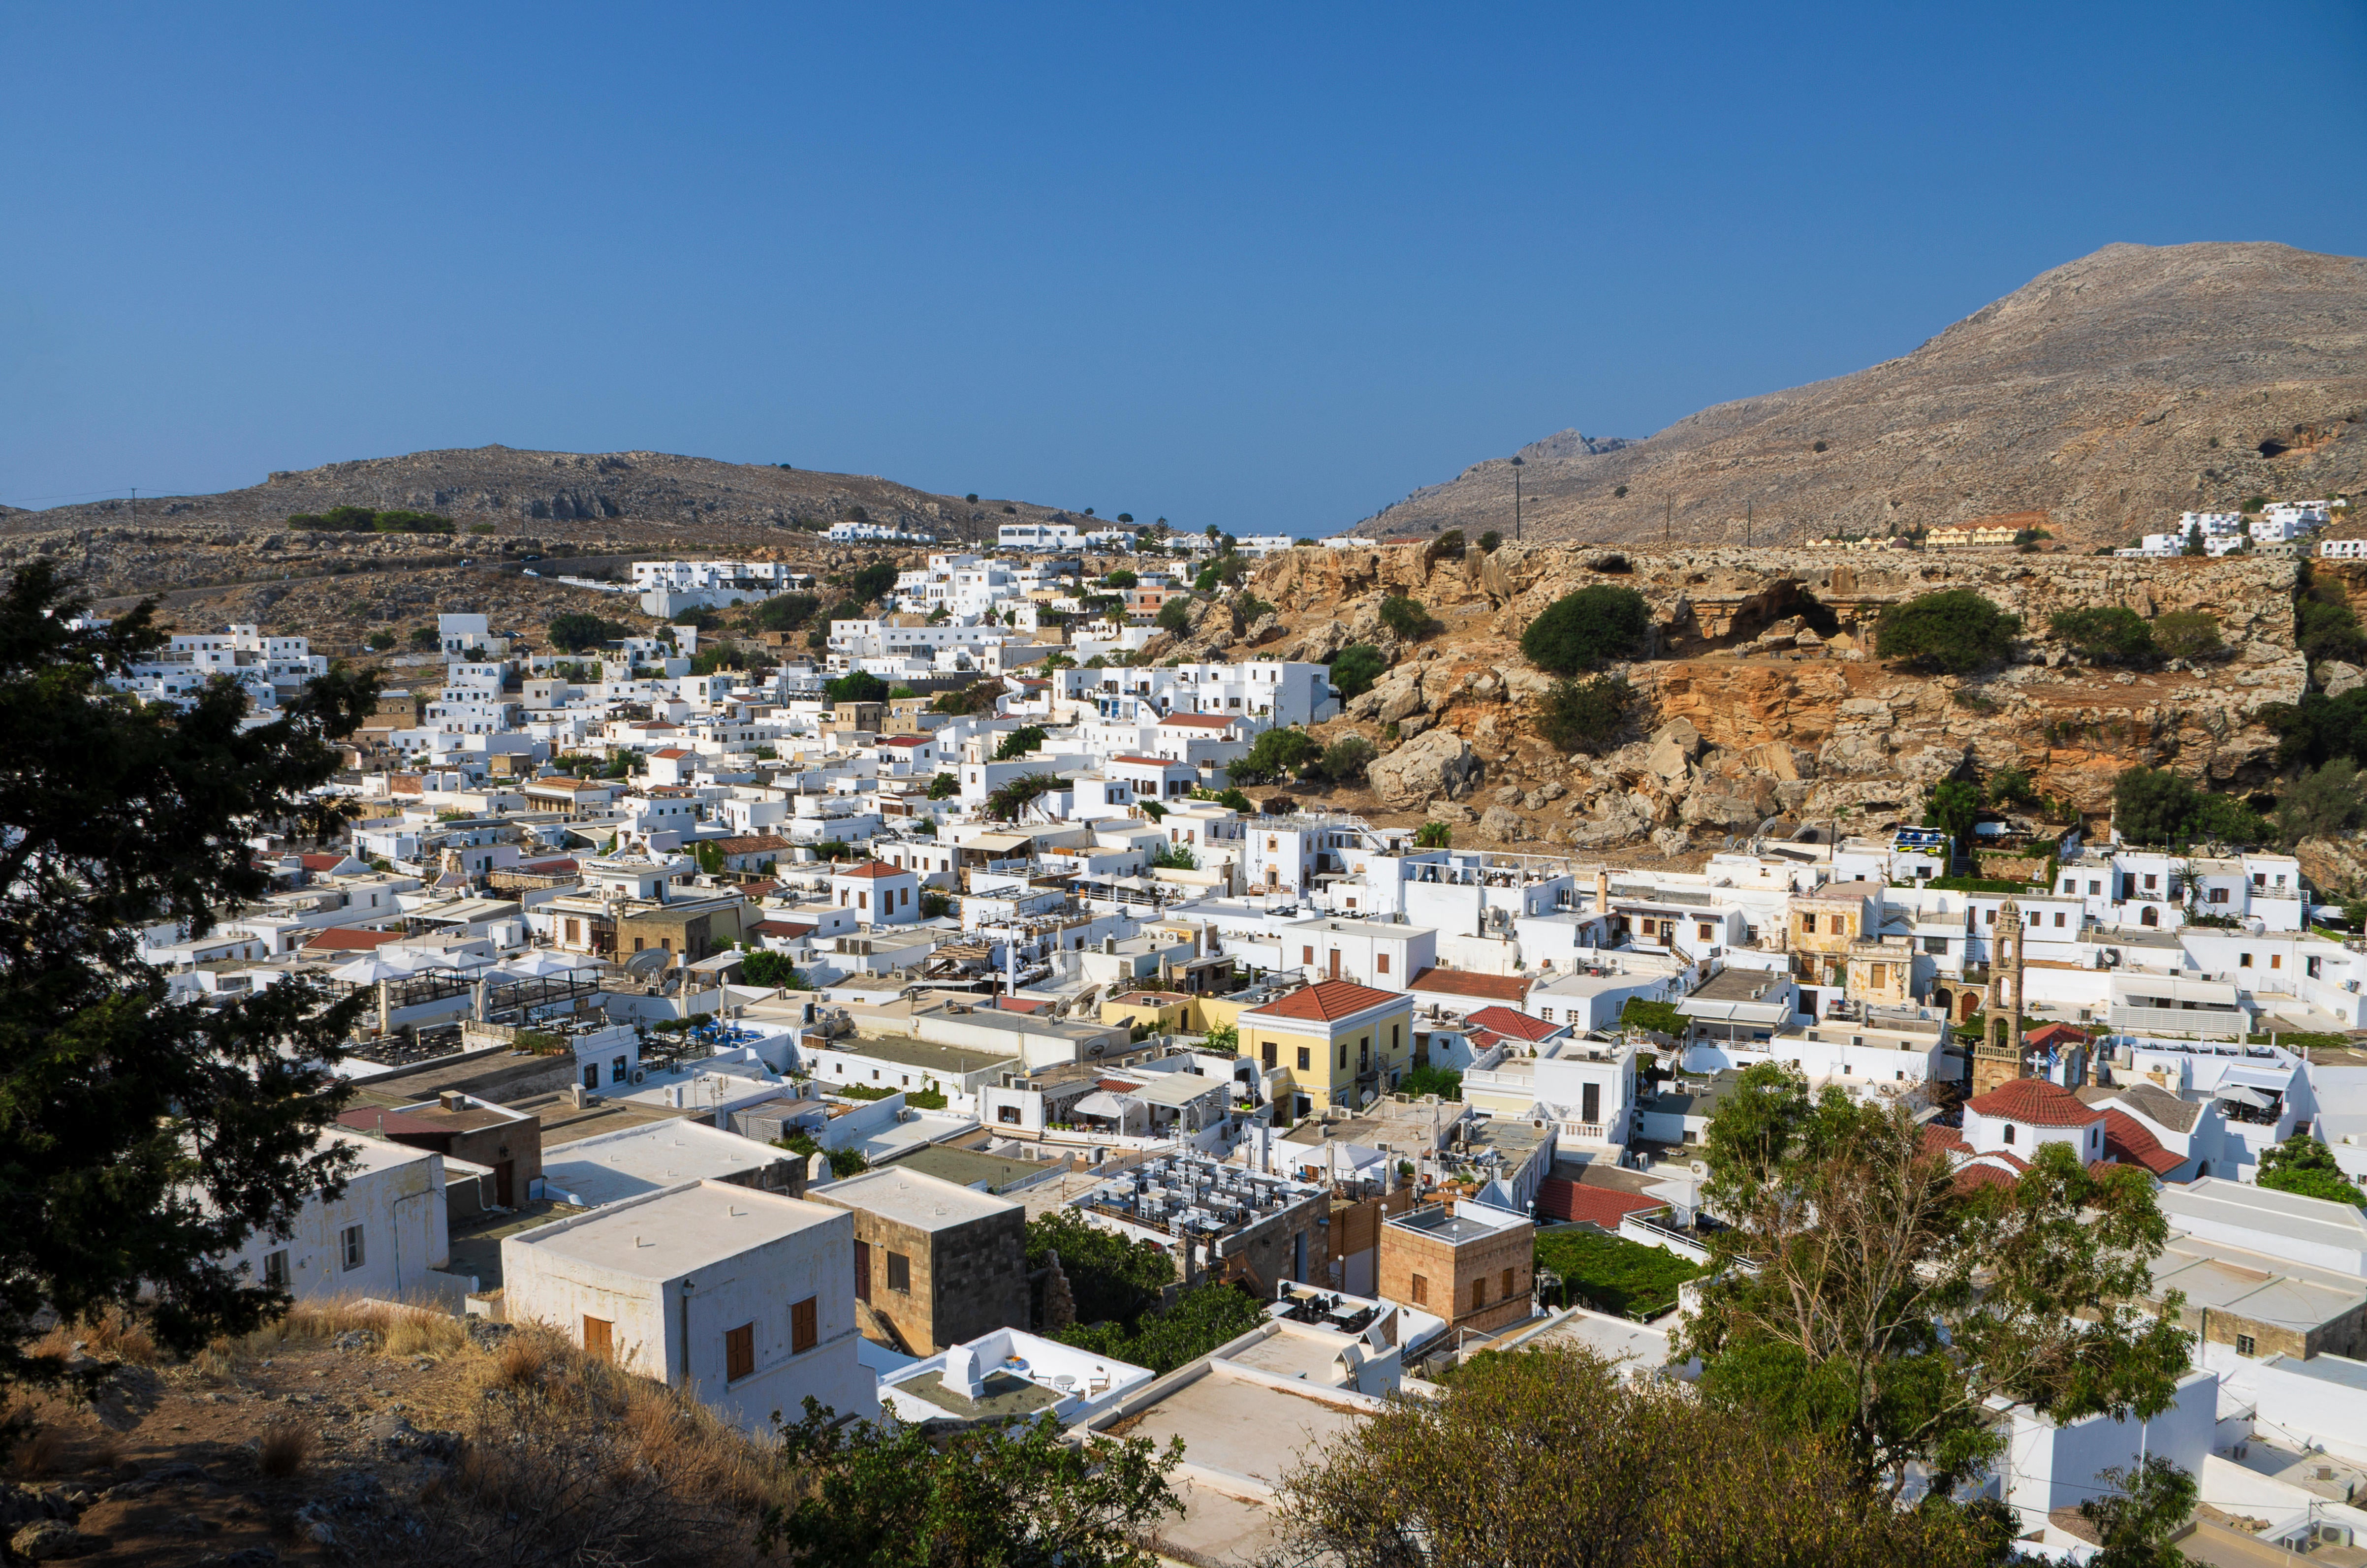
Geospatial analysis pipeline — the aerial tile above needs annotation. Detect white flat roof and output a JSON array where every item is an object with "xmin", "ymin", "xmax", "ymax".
[
  {"xmin": 511, "ymin": 1178, "xmax": 840, "ymax": 1279},
  {"xmin": 1127, "ymin": 1070, "xmax": 1228, "ymax": 1108},
  {"xmin": 2156, "ymin": 1176, "xmax": 2367, "ymax": 1253},
  {"xmin": 810, "ymin": 1164, "xmax": 1018, "ymax": 1230},
  {"xmin": 539, "ymin": 1120, "xmax": 789, "ymax": 1208}
]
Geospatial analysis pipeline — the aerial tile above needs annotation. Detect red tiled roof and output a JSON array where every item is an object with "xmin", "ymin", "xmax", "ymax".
[
  {"xmin": 1966, "ymin": 1077, "xmax": 2102, "ymax": 1129},
  {"xmin": 1953, "ymin": 1162, "xmax": 2021, "ymax": 1193},
  {"xmin": 1536, "ymin": 1179, "xmax": 1663, "ymax": 1228},
  {"xmin": 710, "ymin": 836, "xmax": 791, "ymax": 855},
  {"xmin": 1156, "ymin": 714, "xmax": 1239, "ymax": 729},
  {"xmin": 879, "ymin": 734, "xmax": 931, "ymax": 747},
  {"xmin": 832, "ymin": 860, "xmax": 910, "ymax": 879},
  {"xmin": 1922, "ymin": 1125, "xmax": 1972, "ymax": 1157},
  {"xmin": 995, "ymin": 996, "xmax": 1050, "ymax": 1014},
  {"xmin": 304, "ymin": 927, "xmax": 403, "ymax": 952},
  {"xmin": 298, "ymin": 853, "xmax": 349, "ymax": 871},
  {"xmin": 1408, "ymin": 968, "xmax": 1531, "ymax": 1004},
  {"xmin": 650, "ymin": 748, "xmax": 691, "ymax": 759},
  {"xmin": 2100, "ymin": 1109, "xmax": 2186, "ymax": 1176},
  {"xmin": 2024, "ymin": 1022, "xmax": 2092, "ymax": 1050},
  {"xmin": 1251, "ymin": 978, "xmax": 1405, "ymax": 1023},
  {"xmin": 750, "ymin": 919, "xmax": 815, "ymax": 939},
  {"xmin": 1463, "ymin": 1005, "xmax": 1561, "ymax": 1042},
  {"xmin": 1108, "ymin": 755, "xmax": 1188, "ymax": 768}
]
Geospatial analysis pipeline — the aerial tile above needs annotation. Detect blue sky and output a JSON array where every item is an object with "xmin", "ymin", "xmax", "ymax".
[{"xmin": 3, "ymin": 3, "xmax": 2363, "ymax": 533}]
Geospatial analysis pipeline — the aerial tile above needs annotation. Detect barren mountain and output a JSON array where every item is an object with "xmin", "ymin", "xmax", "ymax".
[{"xmin": 1359, "ymin": 242, "xmax": 2367, "ymax": 550}]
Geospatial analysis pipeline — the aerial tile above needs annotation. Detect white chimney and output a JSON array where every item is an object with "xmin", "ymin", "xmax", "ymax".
[{"xmin": 944, "ymin": 1344, "xmax": 987, "ymax": 1400}]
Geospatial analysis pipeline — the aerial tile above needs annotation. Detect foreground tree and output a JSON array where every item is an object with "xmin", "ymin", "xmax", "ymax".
[
  {"xmin": 1276, "ymin": 1346, "xmax": 2012, "ymax": 1568},
  {"xmin": 0, "ymin": 564, "xmax": 377, "ymax": 1419},
  {"xmin": 1679, "ymin": 1065, "xmax": 2191, "ymax": 1499},
  {"xmin": 762, "ymin": 1403, "xmax": 1181, "ymax": 1568},
  {"xmin": 1519, "ymin": 585, "xmax": 1651, "ymax": 675}
]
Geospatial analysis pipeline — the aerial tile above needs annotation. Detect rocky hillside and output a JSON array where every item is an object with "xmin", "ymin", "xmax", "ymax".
[
  {"xmin": 1180, "ymin": 541, "xmax": 2311, "ymax": 857},
  {"xmin": 1360, "ymin": 243, "xmax": 2367, "ymax": 552},
  {"xmin": 0, "ymin": 445, "xmax": 1076, "ymax": 601}
]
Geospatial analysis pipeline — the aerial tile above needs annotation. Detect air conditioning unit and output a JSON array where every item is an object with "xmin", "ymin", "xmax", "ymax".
[{"xmin": 631, "ymin": 1068, "xmax": 646, "ymax": 1083}]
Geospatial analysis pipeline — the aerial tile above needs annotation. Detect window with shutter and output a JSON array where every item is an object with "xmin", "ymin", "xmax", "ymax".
[
  {"xmin": 725, "ymin": 1323, "xmax": 755, "ymax": 1381},
  {"xmin": 582, "ymin": 1316, "xmax": 614, "ymax": 1359},
  {"xmin": 791, "ymin": 1297, "xmax": 818, "ymax": 1354},
  {"xmin": 854, "ymin": 1239, "xmax": 871, "ymax": 1302}
]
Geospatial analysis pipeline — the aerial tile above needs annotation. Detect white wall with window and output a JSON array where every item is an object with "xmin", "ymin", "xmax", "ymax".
[{"xmin": 214, "ymin": 1135, "xmax": 455, "ymax": 1306}]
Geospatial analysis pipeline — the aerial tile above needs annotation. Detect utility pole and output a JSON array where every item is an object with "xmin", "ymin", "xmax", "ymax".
[
  {"xmin": 1664, "ymin": 497, "xmax": 1671, "ymax": 546},
  {"xmin": 1745, "ymin": 502, "xmax": 1752, "ymax": 549},
  {"xmin": 129, "ymin": 487, "xmax": 136, "ymax": 527},
  {"xmin": 1511, "ymin": 456, "xmax": 1523, "ymax": 544}
]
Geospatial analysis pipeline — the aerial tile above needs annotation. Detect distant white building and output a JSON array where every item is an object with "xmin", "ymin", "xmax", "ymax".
[
  {"xmin": 825, "ymin": 520, "xmax": 935, "ymax": 545},
  {"xmin": 998, "ymin": 521, "xmax": 1082, "ymax": 552},
  {"xmin": 502, "ymin": 1179, "xmax": 878, "ymax": 1433},
  {"xmin": 1233, "ymin": 535, "xmax": 1301, "ymax": 557}
]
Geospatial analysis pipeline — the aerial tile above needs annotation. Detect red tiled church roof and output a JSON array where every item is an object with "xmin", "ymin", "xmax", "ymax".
[{"xmin": 1966, "ymin": 1078, "xmax": 2102, "ymax": 1129}]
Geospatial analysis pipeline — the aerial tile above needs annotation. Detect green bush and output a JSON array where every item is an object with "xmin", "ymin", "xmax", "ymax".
[
  {"xmin": 1315, "ymin": 735, "xmax": 1376, "ymax": 785},
  {"xmin": 754, "ymin": 592, "xmax": 822, "ymax": 632},
  {"xmin": 1925, "ymin": 779, "xmax": 1981, "ymax": 847},
  {"xmin": 2256, "ymin": 1131, "xmax": 2367, "ymax": 1208},
  {"xmin": 1228, "ymin": 725, "xmax": 1316, "ymax": 785},
  {"xmin": 1027, "ymin": 1209, "xmax": 1175, "ymax": 1329},
  {"xmin": 919, "ymin": 890, "xmax": 952, "ymax": 918},
  {"xmin": 1413, "ymin": 821, "xmax": 1452, "ymax": 848},
  {"xmin": 2112, "ymin": 765, "xmax": 2271, "ymax": 847},
  {"xmin": 1429, "ymin": 529, "xmax": 1467, "ymax": 562},
  {"xmin": 846, "ymin": 561, "xmax": 899, "ymax": 602},
  {"xmin": 2275, "ymin": 759, "xmax": 2367, "ymax": 845},
  {"xmin": 1875, "ymin": 590, "xmax": 2020, "ymax": 673},
  {"xmin": 739, "ymin": 949, "xmax": 805, "ymax": 988},
  {"xmin": 1155, "ymin": 596, "xmax": 1196, "ymax": 634},
  {"xmin": 2300, "ymin": 583, "xmax": 2366, "ymax": 664},
  {"xmin": 1520, "ymin": 586, "xmax": 1650, "ymax": 675},
  {"xmin": 2049, "ymin": 607, "xmax": 2156, "ymax": 664},
  {"xmin": 926, "ymin": 771, "xmax": 959, "ymax": 799},
  {"xmin": 547, "ymin": 612, "xmax": 627, "ymax": 653},
  {"xmin": 1618, "ymin": 999, "xmax": 1686, "ymax": 1036},
  {"xmin": 1378, "ymin": 595, "xmax": 1442, "ymax": 642},
  {"xmin": 1328, "ymin": 644, "xmax": 1387, "ymax": 700},
  {"xmin": 1396, "ymin": 1064, "xmax": 1462, "ymax": 1100},
  {"xmin": 1150, "ymin": 842, "xmax": 1199, "ymax": 870},
  {"xmin": 824, "ymin": 671, "xmax": 890, "ymax": 705},
  {"xmin": 2152, "ymin": 609, "xmax": 2222, "ymax": 660},
  {"xmin": 1533, "ymin": 1228, "xmax": 1705, "ymax": 1319},
  {"xmin": 1478, "ymin": 530, "xmax": 1502, "ymax": 554},
  {"xmin": 1053, "ymin": 1282, "xmax": 1266, "ymax": 1375},
  {"xmin": 1104, "ymin": 569, "xmax": 1138, "ymax": 589},
  {"xmin": 365, "ymin": 630, "xmax": 396, "ymax": 651},
  {"xmin": 1535, "ymin": 674, "xmax": 1634, "ymax": 754},
  {"xmin": 994, "ymin": 724, "xmax": 1046, "ymax": 761}
]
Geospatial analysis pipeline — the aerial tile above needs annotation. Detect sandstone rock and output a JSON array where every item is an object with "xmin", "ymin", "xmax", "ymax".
[
  {"xmin": 2323, "ymin": 662, "xmax": 2366, "ymax": 698},
  {"xmin": 1651, "ymin": 718, "xmax": 1705, "ymax": 759},
  {"xmin": 1428, "ymin": 802, "xmax": 1477, "ymax": 825},
  {"xmin": 1398, "ymin": 714, "xmax": 1435, "ymax": 740},
  {"xmin": 11, "ymin": 1522, "xmax": 94, "ymax": 1561},
  {"xmin": 1369, "ymin": 727, "xmax": 1483, "ymax": 810},
  {"xmin": 1492, "ymin": 785, "xmax": 1522, "ymax": 806},
  {"xmin": 1479, "ymin": 805, "xmax": 1524, "ymax": 840},
  {"xmin": 1652, "ymin": 827, "xmax": 1691, "ymax": 858},
  {"xmin": 1376, "ymin": 680, "xmax": 1426, "ymax": 724}
]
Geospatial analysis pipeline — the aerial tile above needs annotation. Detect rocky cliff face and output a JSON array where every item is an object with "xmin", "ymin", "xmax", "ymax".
[
  {"xmin": 1358, "ymin": 242, "xmax": 2367, "ymax": 551},
  {"xmin": 1236, "ymin": 541, "xmax": 2308, "ymax": 853}
]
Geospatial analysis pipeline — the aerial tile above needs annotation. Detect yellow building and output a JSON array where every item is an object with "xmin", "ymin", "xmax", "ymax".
[
  {"xmin": 1789, "ymin": 879, "xmax": 1885, "ymax": 989},
  {"xmin": 1236, "ymin": 979, "xmax": 1415, "ymax": 1119}
]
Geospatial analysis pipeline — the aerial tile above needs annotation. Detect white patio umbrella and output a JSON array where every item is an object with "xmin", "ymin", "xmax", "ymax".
[
  {"xmin": 506, "ymin": 949, "xmax": 595, "ymax": 977},
  {"xmin": 328, "ymin": 955, "xmax": 409, "ymax": 985}
]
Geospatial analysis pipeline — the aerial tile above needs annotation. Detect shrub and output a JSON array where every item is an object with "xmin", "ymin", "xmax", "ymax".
[
  {"xmin": 926, "ymin": 771, "xmax": 958, "ymax": 799},
  {"xmin": 1413, "ymin": 821, "xmax": 1452, "ymax": 848},
  {"xmin": 1520, "ymin": 586, "xmax": 1651, "ymax": 675},
  {"xmin": 2257, "ymin": 1131, "xmax": 2367, "ymax": 1208},
  {"xmin": 754, "ymin": 592, "xmax": 821, "ymax": 632},
  {"xmin": 1155, "ymin": 596, "xmax": 1196, "ymax": 634},
  {"xmin": 1229, "ymin": 725, "xmax": 1317, "ymax": 785},
  {"xmin": 1378, "ymin": 595, "xmax": 1442, "ymax": 642},
  {"xmin": 257, "ymin": 1421, "xmax": 313, "ymax": 1478},
  {"xmin": 1925, "ymin": 779, "xmax": 1982, "ymax": 846},
  {"xmin": 1104, "ymin": 569, "xmax": 1138, "ymax": 589},
  {"xmin": 1986, "ymin": 765, "xmax": 2037, "ymax": 809},
  {"xmin": 1053, "ymin": 1281, "xmax": 1266, "ymax": 1375},
  {"xmin": 408, "ymin": 625, "xmax": 438, "ymax": 649},
  {"xmin": 994, "ymin": 724, "xmax": 1046, "ymax": 760},
  {"xmin": 2300, "ymin": 581, "xmax": 2366, "ymax": 663},
  {"xmin": 919, "ymin": 890, "xmax": 952, "ymax": 918},
  {"xmin": 1150, "ymin": 842, "xmax": 1199, "ymax": 870},
  {"xmin": 1316, "ymin": 735, "xmax": 1376, "ymax": 785},
  {"xmin": 1536, "ymin": 674, "xmax": 1634, "ymax": 754},
  {"xmin": 2049, "ymin": 607, "xmax": 2156, "ymax": 663},
  {"xmin": 366, "ymin": 630, "xmax": 396, "ymax": 651},
  {"xmin": 846, "ymin": 561, "xmax": 899, "ymax": 602},
  {"xmin": 2275, "ymin": 758, "xmax": 2367, "ymax": 845},
  {"xmin": 1619, "ymin": 998, "xmax": 1686, "ymax": 1037},
  {"xmin": 1236, "ymin": 592, "xmax": 1274, "ymax": 623},
  {"xmin": 2112, "ymin": 765, "xmax": 2271, "ymax": 847},
  {"xmin": 1875, "ymin": 590, "xmax": 2020, "ymax": 673},
  {"xmin": 548, "ymin": 613, "xmax": 627, "ymax": 653},
  {"xmin": 739, "ymin": 949, "xmax": 803, "ymax": 988},
  {"xmin": 1533, "ymin": 1228, "xmax": 1705, "ymax": 1319},
  {"xmin": 1478, "ymin": 530, "xmax": 1502, "ymax": 554},
  {"xmin": 1397, "ymin": 1064, "xmax": 1462, "ymax": 1100},
  {"xmin": 823, "ymin": 671, "xmax": 889, "ymax": 705},
  {"xmin": 2152, "ymin": 609, "xmax": 2223, "ymax": 660},
  {"xmin": 1328, "ymin": 643, "xmax": 1387, "ymax": 700},
  {"xmin": 1429, "ymin": 529, "xmax": 1467, "ymax": 563}
]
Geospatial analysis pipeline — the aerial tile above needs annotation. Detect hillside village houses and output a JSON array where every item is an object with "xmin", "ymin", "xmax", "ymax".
[{"xmin": 107, "ymin": 535, "xmax": 2367, "ymax": 1547}]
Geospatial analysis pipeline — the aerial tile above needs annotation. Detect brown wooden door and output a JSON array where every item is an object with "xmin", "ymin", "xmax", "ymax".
[
  {"xmin": 493, "ymin": 1160, "xmax": 514, "ymax": 1208},
  {"xmin": 853, "ymin": 1239, "xmax": 871, "ymax": 1303},
  {"xmin": 791, "ymin": 1297, "xmax": 818, "ymax": 1354},
  {"xmin": 1328, "ymin": 949, "xmax": 1340, "ymax": 980},
  {"xmin": 582, "ymin": 1316, "xmax": 613, "ymax": 1359}
]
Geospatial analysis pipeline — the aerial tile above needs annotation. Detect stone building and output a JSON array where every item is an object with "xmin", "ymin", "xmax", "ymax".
[
  {"xmin": 810, "ymin": 1165, "xmax": 1030, "ymax": 1355},
  {"xmin": 1377, "ymin": 1197, "xmax": 1535, "ymax": 1336},
  {"xmin": 1971, "ymin": 895, "xmax": 2027, "ymax": 1098}
]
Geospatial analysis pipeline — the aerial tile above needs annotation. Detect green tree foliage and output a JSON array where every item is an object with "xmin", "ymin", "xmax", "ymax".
[
  {"xmin": 1277, "ymin": 1345, "xmax": 2012, "ymax": 1568},
  {"xmin": 1026, "ymin": 1209, "xmax": 1175, "ymax": 1328},
  {"xmin": 1314, "ymin": 735, "xmax": 1375, "ymax": 785},
  {"xmin": 984, "ymin": 773, "xmax": 1064, "ymax": 822},
  {"xmin": 1477, "ymin": 529, "xmax": 1502, "ymax": 553},
  {"xmin": 824, "ymin": 671, "xmax": 890, "ymax": 705},
  {"xmin": 1154, "ymin": 595, "xmax": 1196, "ymax": 634},
  {"xmin": 1520, "ymin": 586, "xmax": 1651, "ymax": 675},
  {"xmin": 1875, "ymin": 590, "xmax": 2020, "ymax": 673},
  {"xmin": 846, "ymin": 561, "xmax": 900, "ymax": 603},
  {"xmin": 2112, "ymin": 766, "xmax": 2271, "ymax": 846},
  {"xmin": 407, "ymin": 625, "xmax": 438, "ymax": 650},
  {"xmin": 1396, "ymin": 1064, "xmax": 1461, "ymax": 1100},
  {"xmin": 694, "ymin": 839, "xmax": 724, "ymax": 875},
  {"xmin": 364, "ymin": 629, "xmax": 397, "ymax": 651},
  {"xmin": 1413, "ymin": 820, "xmax": 1452, "ymax": 848},
  {"xmin": 1378, "ymin": 594, "xmax": 1442, "ymax": 642},
  {"xmin": 547, "ymin": 612, "xmax": 627, "ymax": 653},
  {"xmin": 994, "ymin": 724, "xmax": 1047, "ymax": 761},
  {"xmin": 1536, "ymin": 674, "xmax": 1634, "ymax": 754},
  {"xmin": 1534, "ymin": 1228, "xmax": 1705, "ymax": 1319},
  {"xmin": 1055, "ymin": 1282, "xmax": 1268, "ymax": 1375},
  {"xmin": 918, "ymin": 890, "xmax": 952, "ymax": 918},
  {"xmin": 1327, "ymin": 643, "xmax": 1387, "ymax": 700},
  {"xmin": 1924, "ymin": 778, "xmax": 1982, "ymax": 847},
  {"xmin": 737, "ymin": 949, "xmax": 809, "ymax": 989},
  {"xmin": 0, "ymin": 564, "xmax": 379, "ymax": 1403},
  {"xmin": 1618, "ymin": 998, "xmax": 1686, "ymax": 1036},
  {"xmin": 2050, "ymin": 607, "xmax": 2157, "ymax": 664},
  {"xmin": 2152, "ymin": 609, "xmax": 2223, "ymax": 660},
  {"xmin": 2276, "ymin": 758, "xmax": 2367, "ymax": 845},
  {"xmin": 754, "ymin": 592, "xmax": 822, "ymax": 632},
  {"xmin": 2255, "ymin": 1130, "xmax": 2367, "ymax": 1208},
  {"xmin": 1679, "ymin": 1064, "xmax": 2190, "ymax": 1498},
  {"xmin": 1428, "ymin": 528, "xmax": 1466, "ymax": 562},
  {"xmin": 2078, "ymin": 1456, "xmax": 2200, "ymax": 1568},
  {"xmin": 2300, "ymin": 574, "xmax": 2367, "ymax": 664},
  {"xmin": 1149, "ymin": 842, "xmax": 1199, "ymax": 870},
  {"xmin": 1103, "ymin": 568, "xmax": 1138, "ymax": 590},
  {"xmin": 761, "ymin": 1401, "xmax": 1180, "ymax": 1567},
  {"xmin": 1228, "ymin": 724, "xmax": 1317, "ymax": 785},
  {"xmin": 932, "ymin": 678, "xmax": 1006, "ymax": 716},
  {"xmin": 926, "ymin": 771, "xmax": 959, "ymax": 799}
]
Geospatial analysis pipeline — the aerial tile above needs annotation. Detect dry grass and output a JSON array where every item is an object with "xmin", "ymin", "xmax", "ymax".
[
  {"xmin": 8, "ymin": 1423, "xmax": 63, "ymax": 1479},
  {"xmin": 490, "ymin": 1331, "xmax": 551, "ymax": 1389},
  {"xmin": 257, "ymin": 1420, "xmax": 313, "ymax": 1478},
  {"xmin": 30, "ymin": 1307, "xmax": 159, "ymax": 1366}
]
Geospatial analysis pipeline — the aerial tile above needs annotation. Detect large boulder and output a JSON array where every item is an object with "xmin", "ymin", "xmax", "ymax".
[
  {"xmin": 1479, "ymin": 805, "xmax": 1525, "ymax": 840},
  {"xmin": 1367, "ymin": 726, "xmax": 1483, "ymax": 811}
]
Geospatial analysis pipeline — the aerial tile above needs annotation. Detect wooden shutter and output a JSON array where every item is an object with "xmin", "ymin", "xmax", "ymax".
[
  {"xmin": 1471, "ymin": 1277, "xmax": 1486, "ymax": 1311},
  {"xmin": 791, "ymin": 1297, "xmax": 818, "ymax": 1354},
  {"xmin": 725, "ymin": 1322, "xmax": 755, "ymax": 1382},
  {"xmin": 854, "ymin": 1239, "xmax": 872, "ymax": 1303},
  {"xmin": 582, "ymin": 1316, "xmax": 613, "ymax": 1359}
]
